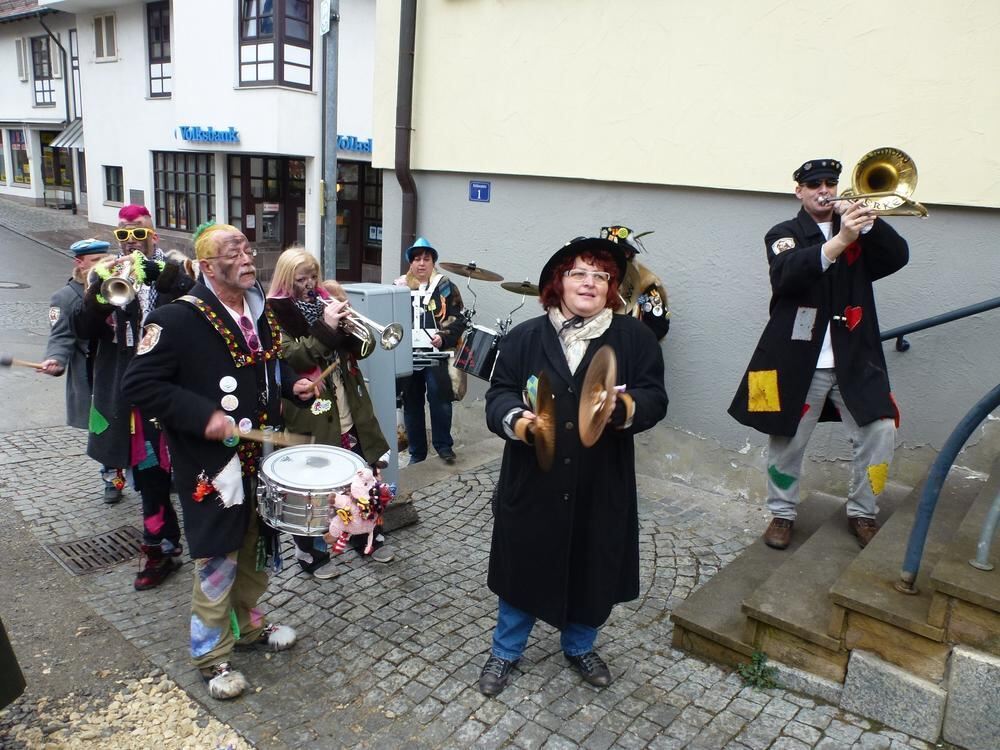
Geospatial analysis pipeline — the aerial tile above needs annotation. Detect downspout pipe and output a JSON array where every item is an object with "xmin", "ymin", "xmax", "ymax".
[
  {"xmin": 39, "ymin": 15, "xmax": 77, "ymax": 215},
  {"xmin": 395, "ymin": 0, "xmax": 418, "ymax": 272}
]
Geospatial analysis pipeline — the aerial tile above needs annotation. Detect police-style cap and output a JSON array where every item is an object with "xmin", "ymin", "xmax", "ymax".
[
  {"xmin": 793, "ymin": 159, "xmax": 842, "ymax": 183},
  {"xmin": 70, "ymin": 238, "xmax": 111, "ymax": 256},
  {"xmin": 405, "ymin": 237, "xmax": 438, "ymax": 263}
]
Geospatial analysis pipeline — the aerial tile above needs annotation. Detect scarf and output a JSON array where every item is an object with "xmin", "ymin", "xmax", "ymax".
[
  {"xmin": 294, "ymin": 297, "xmax": 324, "ymax": 326},
  {"xmin": 548, "ymin": 307, "xmax": 613, "ymax": 374}
]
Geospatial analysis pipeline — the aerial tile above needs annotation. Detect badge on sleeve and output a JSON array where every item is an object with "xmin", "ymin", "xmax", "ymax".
[
  {"xmin": 136, "ymin": 324, "xmax": 162, "ymax": 355},
  {"xmin": 48, "ymin": 306, "xmax": 60, "ymax": 327},
  {"xmin": 771, "ymin": 237, "xmax": 796, "ymax": 255}
]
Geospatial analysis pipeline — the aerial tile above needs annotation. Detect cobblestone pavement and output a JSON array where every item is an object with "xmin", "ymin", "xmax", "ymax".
[{"xmin": 0, "ymin": 425, "xmax": 941, "ymax": 750}]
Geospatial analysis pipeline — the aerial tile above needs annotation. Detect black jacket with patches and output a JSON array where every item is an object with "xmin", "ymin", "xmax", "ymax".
[
  {"xmin": 122, "ymin": 281, "xmax": 303, "ymax": 558},
  {"xmin": 729, "ymin": 208, "xmax": 908, "ymax": 436}
]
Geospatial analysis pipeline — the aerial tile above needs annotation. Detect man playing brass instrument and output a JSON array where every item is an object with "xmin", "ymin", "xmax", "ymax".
[
  {"xmin": 73, "ymin": 204, "xmax": 194, "ymax": 590},
  {"xmin": 729, "ymin": 158, "xmax": 909, "ymax": 551}
]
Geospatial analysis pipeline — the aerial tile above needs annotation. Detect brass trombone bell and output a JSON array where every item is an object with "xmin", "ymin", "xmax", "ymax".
[{"xmin": 820, "ymin": 147, "xmax": 928, "ymax": 217}]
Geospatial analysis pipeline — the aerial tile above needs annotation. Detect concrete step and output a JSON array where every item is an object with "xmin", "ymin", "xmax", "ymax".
[
  {"xmin": 670, "ymin": 491, "xmax": 843, "ymax": 667},
  {"xmin": 828, "ymin": 468, "xmax": 984, "ymax": 682},
  {"xmin": 928, "ymin": 454, "xmax": 1000, "ymax": 654},
  {"xmin": 740, "ymin": 484, "xmax": 911, "ymax": 681}
]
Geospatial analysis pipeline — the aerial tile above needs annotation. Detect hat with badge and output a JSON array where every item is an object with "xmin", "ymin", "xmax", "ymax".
[
  {"xmin": 600, "ymin": 225, "xmax": 654, "ymax": 255},
  {"xmin": 793, "ymin": 158, "xmax": 842, "ymax": 184},
  {"xmin": 69, "ymin": 238, "xmax": 111, "ymax": 257}
]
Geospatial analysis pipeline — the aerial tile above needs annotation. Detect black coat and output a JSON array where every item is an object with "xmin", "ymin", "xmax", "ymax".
[
  {"xmin": 729, "ymin": 209, "xmax": 908, "ymax": 436},
  {"xmin": 485, "ymin": 313, "xmax": 668, "ymax": 628},
  {"xmin": 122, "ymin": 281, "xmax": 302, "ymax": 558}
]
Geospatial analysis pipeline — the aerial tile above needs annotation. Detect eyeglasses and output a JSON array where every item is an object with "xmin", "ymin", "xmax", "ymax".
[
  {"xmin": 564, "ymin": 268, "xmax": 611, "ymax": 284},
  {"xmin": 238, "ymin": 315, "xmax": 261, "ymax": 352},
  {"xmin": 113, "ymin": 227, "xmax": 152, "ymax": 242},
  {"xmin": 803, "ymin": 179, "xmax": 839, "ymax": 189},
  {"xmin": 202, "ymin": 246, "xmax": 257, "ymax": 262}
]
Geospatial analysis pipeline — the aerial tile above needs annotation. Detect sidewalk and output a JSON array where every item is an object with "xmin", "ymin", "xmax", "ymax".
[
  {"xmin": 0, "ymin": 420, "xmax": 940, "ymax": 750},
  {"xmin": 0, "ymin": 197, "xmax": 111, "ymax": 258}
]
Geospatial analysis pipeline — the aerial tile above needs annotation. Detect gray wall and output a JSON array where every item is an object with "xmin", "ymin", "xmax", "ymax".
[{"xmin": 381, "ymin": 170, "xmax": 1000, "ymax": 490}]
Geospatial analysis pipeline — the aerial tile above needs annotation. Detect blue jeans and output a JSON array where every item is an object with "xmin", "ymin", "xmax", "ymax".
[
  {"xmin": 402, "ymin": 365, "xmax": 453, "ymax": 461},
  {"xmin": 490, "ymin": 598, "xmax": 598, "ymax": 662}
]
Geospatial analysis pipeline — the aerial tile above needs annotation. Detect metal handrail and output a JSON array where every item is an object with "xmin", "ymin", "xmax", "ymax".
[
  {"xmin": 895, "ymin": 383, "xmax": 1000, "ymax": 594},
  {"xmin": 881, "ymin": 296, "xmax": 1000, "ymax": 352}
]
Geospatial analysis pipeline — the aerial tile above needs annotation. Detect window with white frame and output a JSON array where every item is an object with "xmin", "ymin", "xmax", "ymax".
[
  {"xmin": 147, "ymin": 1, "xmax": 171, "ymax": 97},
  {"xmin": 239, "ymin": 0, "xmax": 312, "ymax": 89},
  {"xmin": 104, "ymin": 165, "xmax": 124, "ymax": 203},
  {"xmin": 95, "ymin": 13, "xmax": 117, "ymax": 61},
  {"xmin": 15, "ymin": 37, "xmax": 29, "ymax": 81},
  {"xmin": 30, "ymin": 36, "xmax": 56, "ymax": 106},
  {"xmin": 10, "ymin": 130, "xmax": 30, "ymax": 185}
]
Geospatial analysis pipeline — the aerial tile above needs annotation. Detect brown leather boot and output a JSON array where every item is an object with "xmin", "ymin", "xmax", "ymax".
[
  {"xmin": 134, "ymin": 544, "xmax": 180, "ymax": 591},
  {"xmin": 763, "ymin": 518, "xmax": 794, "ymax": 550},
  {"xmin": 848, "ymin": 517, "xmax": 880, "ymax": 549}
]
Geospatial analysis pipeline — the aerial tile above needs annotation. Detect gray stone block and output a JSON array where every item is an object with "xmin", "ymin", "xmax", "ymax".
[
  {"xmin": 943, "ymin": 646, "xmax": 1000, "ymax": 750},
  {"xmin": 770, "ymin": 661, "xmax": 843, "ymax": 706},
  {"xmin": 840, "ymin": 650, "xmax": 946, "ymax": 743}
]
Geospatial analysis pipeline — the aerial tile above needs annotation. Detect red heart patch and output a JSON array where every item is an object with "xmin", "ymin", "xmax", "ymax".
[
  {"xmin": 844, "ymin": 306, "xmax": 863, "ymax": 331},
  {"xmin": 845, "ymin": 242, "xmax": 861, "ymax": 265}
]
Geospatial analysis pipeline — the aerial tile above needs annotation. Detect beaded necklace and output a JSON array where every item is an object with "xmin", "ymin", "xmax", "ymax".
[{"xmin": 178, "ymin": 295, "xmax": 282, "ymax": 368}]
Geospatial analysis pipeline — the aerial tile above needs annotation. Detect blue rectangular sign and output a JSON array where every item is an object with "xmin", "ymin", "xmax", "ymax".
[{"xmin": 469, "ymin": 181, "xmax": 491, "ymax": 203}]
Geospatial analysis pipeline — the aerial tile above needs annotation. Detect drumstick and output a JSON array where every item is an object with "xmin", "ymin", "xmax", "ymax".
[
  {"xmin": 235, "ymin": 428, "xmax": 310, "ymax": 448},
  {"xmin": 0, "ymin": 352, "xmax": 46, "ymax": 370},
  {"xmin": 310, "ymin": 360, "xmax": 339, "ymax": 389}
]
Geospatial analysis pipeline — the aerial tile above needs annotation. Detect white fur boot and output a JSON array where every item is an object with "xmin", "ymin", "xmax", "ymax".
[
  {"xmin": 262, "ymin": 624, "xmax": 297, "ymax": 652},
  {"xmin": 205, "ymin": 663, "xmax": 249, "ymax": 700}
]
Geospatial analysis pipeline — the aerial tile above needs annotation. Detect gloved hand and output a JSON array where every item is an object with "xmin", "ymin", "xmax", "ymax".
[{"xmin": 140, "ymin": 258, "xmax": 162, "ymax": 284}]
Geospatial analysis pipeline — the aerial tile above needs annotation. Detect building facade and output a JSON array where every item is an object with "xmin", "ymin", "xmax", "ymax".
[
  {"xmin": 371, "ymin": 0, "xmax": 1000, "ymax": 484},
  {"xmin": 1, "ymin": 0, "xmax": 383, "ymax": 281}
]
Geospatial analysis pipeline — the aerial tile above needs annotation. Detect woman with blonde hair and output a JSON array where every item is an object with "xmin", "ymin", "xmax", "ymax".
[{"xmin": 267, "ymin": 247, "xmax": 393, "ymax": 578}]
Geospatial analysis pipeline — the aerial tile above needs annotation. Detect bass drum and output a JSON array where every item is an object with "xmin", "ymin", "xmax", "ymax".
[
  {"xmin": 454, "ymin": 324, "xmax": 501, "ymax": 382},
  {"xmin": 257, "ymin": 444, "xmax": 367, "ymax": 536}
]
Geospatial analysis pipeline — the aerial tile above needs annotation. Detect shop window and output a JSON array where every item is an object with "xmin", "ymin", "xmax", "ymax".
[
  {"xmin": 31, "ymin": 36, "xmax": 56, "ymax": 106},
  {"xmin": 10, "ymin": 130, "xmax": 30, "ymax": 185},
  {"xmin": 152, "ymin": 151, "xmax": 215, "ymax": 231},
  {"xmin": 0, "ymin": 132, "xmax": 6, "ymax": 184},
  {"xmin": 105, "ymin": 166, "xmax": 124, "ymax": 203},
  {"xmin": 95, "ymin": 14, "xmax": 117, "ymax": 62},
  {"xmin": 40, "ymin": 131, "xmax": 73, "ymax": 189},
  {"xmin": 147, "ymin": 2, "xmax": 171, "ymax": 97},
  {"xmin": 239, "ymin": 0, "xmax": 312, "ymax": 90}
]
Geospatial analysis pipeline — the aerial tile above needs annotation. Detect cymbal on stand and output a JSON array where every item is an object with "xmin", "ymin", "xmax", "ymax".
[
  {"xmin": 578, "ymin": 345, "xmax": 617, "ymax": 448},
  {"xmin": 500, "ymin": 280, "xmax": 540, "ymax": 296},
  {"xmin": 534, "ymin": 370, "xmax": 556, "ymax": 471},
  {"xmin": 438, "ymin": 261, "xmax": 504, "ymax": 282}
]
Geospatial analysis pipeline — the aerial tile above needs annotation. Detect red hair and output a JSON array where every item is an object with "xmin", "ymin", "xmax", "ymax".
[
  {"xmin": 539, "ymin": 250, "xmax": 621, "ymax": 310},
  {"xmin": 118, "ymin": 204, "xmax": 151, "ymax": 222}
]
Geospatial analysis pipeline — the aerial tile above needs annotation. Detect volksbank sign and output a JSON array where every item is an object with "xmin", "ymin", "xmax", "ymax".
[
  {"xmin": 337, "ymin": 135, "xmax": 372, "ymax": 153},
  {"xmin": 176, "ymin": 126, "xmax": 240, "ymax": 143}
]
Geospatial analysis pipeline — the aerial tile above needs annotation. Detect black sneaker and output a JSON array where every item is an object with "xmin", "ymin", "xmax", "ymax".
[
  {"xmin": 565, "ymin": 651, "xmax": 612, "ymax": 687},
  {"xmin": 478, "ymin": 654, "xmax": 518, "ymax": 696},
  {"xmin": 438, "ymin": 449, "xmax": 457, "ymax": 465},
  {"xmin": 103, "ymin": 484, "xmax": 123, "ymax": 504}
]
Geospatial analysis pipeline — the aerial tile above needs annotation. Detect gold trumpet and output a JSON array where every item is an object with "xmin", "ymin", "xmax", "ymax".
[
  {"xmin": 311, "ymin": 292, "xmax": 404, "ymax": 354},
  {"xmin": 820, "ymin": 147, "xmax": 928, "ymax": 217}
]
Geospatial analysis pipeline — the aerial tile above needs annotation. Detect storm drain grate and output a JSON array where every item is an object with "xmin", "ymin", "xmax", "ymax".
[{"xmin": 44, "ymin": 525, "xmax": 143, "ymax": 575}]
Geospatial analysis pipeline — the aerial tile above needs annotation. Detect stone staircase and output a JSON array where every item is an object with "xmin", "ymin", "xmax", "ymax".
[{"xmin": 671, "ymin": 456, "xmax": 1000, "ymax": 749}]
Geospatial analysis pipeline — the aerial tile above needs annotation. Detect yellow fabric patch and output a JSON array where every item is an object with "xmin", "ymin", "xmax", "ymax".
[
  {"xmin": 868, "ymin": 463, "xmax": 889, "ymax": 496},
  {"xmin": 747, "ymin": 370, "xmax": 781, "ymax": 412}
]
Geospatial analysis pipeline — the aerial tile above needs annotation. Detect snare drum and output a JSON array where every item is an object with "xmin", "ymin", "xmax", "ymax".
[
  {"xmin": 455, "ymin": 324, "xmax": 501, "ymax": 382},
  {"xmin": 257, "ymin": 444, "xmax": 367, "ymax": 536}
]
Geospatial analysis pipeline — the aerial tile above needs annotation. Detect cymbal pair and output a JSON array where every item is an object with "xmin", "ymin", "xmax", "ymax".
[{"xmin": 437, "ymin": 261, "xmax": 541, "ymax": 296}]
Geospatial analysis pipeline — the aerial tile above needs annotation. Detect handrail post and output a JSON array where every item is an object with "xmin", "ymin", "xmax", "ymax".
[
  {"xmin": 969, "ymin": 487, "xmax": 1000, "ymax": 571},
  {"xmin": 895, "ymin": 383, "xmax": 1000, "ymax": 594}
]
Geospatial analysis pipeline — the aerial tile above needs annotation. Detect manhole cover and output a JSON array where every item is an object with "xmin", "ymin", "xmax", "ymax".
[
  {"xmin": 44, "ymin": 525, "xmax": 143, "ymax": 575},
  {"xmin": 0, "ymin": 281, "xmax": 29, "ymax": 289}
]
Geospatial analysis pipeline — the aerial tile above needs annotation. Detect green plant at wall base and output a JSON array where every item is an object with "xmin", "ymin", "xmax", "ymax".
[{"xmin": 737, "ymin": 650, "xmax": 780, "ymax": 689}]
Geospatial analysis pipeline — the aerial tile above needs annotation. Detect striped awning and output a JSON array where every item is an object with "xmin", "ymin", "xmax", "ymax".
[{"xmin": 50, "ymin": 118, "xmax": 84, "ymax": 150}]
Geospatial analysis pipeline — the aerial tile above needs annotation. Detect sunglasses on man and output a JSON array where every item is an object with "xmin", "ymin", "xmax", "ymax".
[
  {"xmin": 113, "ymin": 227, "xmax": 153, "ymax": 242},
  {"xmin": 803, "ymin": 179, "xmax": 839, "ymax": 190}
]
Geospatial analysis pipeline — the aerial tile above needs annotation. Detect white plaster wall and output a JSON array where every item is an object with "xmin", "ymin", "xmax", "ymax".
[
  {"xmin": 380, "ymin": 171, "xmax": 1000, "ymax": 462},
  {"xmin": 337, "ymin": 0, "xmax": 374, "ymax": 143},
  {"xmin": 373, "ymin": 0, "xmax": 1000, "ymax": 208}
]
